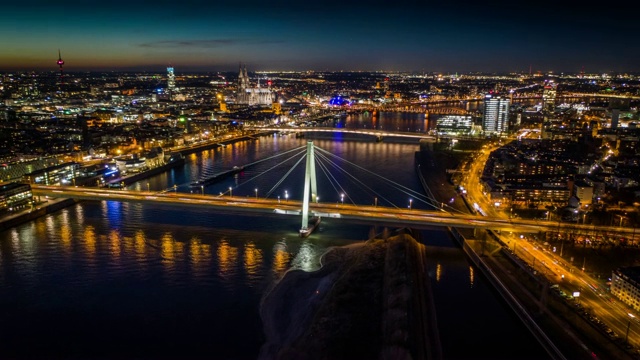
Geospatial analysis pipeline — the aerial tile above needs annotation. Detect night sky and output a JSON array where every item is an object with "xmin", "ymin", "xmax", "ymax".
[{"xmin": 1, "ymin": 0, "xmax": 637, "ymax": 73}]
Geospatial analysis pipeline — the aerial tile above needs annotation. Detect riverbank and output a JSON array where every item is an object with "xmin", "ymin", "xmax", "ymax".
[
  {"xmin": 0, "ymin": 197, "xmax": 77, "ymax": 232},
  {"xmin": 1, "ymin": 131, "xmax": 279, "ymax": 232},
  {"xmin": 258, "ymin": 232, "xmax": 439, "ymax": 359}
]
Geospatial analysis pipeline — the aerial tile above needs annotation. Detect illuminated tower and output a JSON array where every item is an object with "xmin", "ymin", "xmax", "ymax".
[
  {"xmin": 542, "ymin": 80, "xmax": 557, "ymax": 114},
  {"xmin": 56, "ymin": 49, "xmax": 65, "ymax": 85},
  {"xmin": 167, "ymin": 65, "xmax": 175, "ymax": 97},
  {"xmin": 238, "ymin": 63, "xmax": 250, "ymax": 90}
]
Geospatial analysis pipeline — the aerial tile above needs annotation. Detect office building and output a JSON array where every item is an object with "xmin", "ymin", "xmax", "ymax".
[
  {"xmin": 435, "ymin": 115, "xmax": 473, "ymax": 135},
  {"xmin": 167, "ymin": 66, "xmax": 176, "ymax": 98},
  {"xmin": 482, "ymin": 94, "xmax": 510, "ymax": 135},
  {"xmin": 0, "ymin": 182, "xmax": 33, "ymax": 214},
  {"xmin": 542, "ymin": 81, "xmax": 557, "ymax": 114}
]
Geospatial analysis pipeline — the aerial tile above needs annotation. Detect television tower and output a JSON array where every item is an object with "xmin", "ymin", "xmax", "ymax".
[{"xmin": 56, "ymin": 49, "xmax": 65, "ymax": 85}]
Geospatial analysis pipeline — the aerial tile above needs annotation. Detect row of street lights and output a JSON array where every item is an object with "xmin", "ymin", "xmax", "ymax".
[
  {"xmin": 174, "ymin": 186, "xmax": 413, "ymax": 209},
  {"xmin": 143, "ymin": 181, "xmax": 421, "ymax": 211}
]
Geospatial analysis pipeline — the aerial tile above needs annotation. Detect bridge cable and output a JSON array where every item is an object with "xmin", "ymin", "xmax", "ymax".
[
  {"xmin": 314, "ymin": 146, "xmax": 433, "ymax": 207},
  {"xmin": 241, "ymin": 144, "xmax": 307, "ymax": 168},
  {"xmin": 229, "ymin": 148, "xmax": 307, "ymax": 195},
  {"xmin": 193, "ymin": 144, "xmax": 307, "ymax": 184},
  {"xmin": 313, "ymin": 153, "xmax": 357, "ymax": 204},
  {"xmin": 264, "ymin": 153, "xmax": 306, "ymax": 199},
  {"xmin": 314, "ymin": 149, "xmax": 405, "ymax": 207},
  {"xmin": 313, "ymin": 146, "xmax": 468, "ymax": 213},
  {"xmin": 313, "ymin": 150, "xmax": 400, "ymax": 209}
]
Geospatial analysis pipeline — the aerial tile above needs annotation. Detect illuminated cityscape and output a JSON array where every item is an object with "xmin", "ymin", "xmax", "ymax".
[
  {"xmin": 2, "ymin": 1, "xmax": 640, "ymax": 359},
  {"xmin": 1, "ymin": 63, "xmax": 640, "ymax": 359}
]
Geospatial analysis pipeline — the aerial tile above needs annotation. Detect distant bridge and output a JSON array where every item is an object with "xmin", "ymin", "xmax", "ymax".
[
  {"xmin": 346, "ymin": 104, "xmax": 470, "ymax": 115},
  {"xmin": 245, "ymin": 126, "xmax": 436, "ymax": 142}
]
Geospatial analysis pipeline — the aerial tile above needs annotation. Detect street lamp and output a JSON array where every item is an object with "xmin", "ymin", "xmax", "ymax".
[
  {"xmin": 173, "ymin": 184, "xmax": 177, "ymax": 192},
  {"xmin": 285, "ymin": 190, "xmax": 288, "ymax": 202},
  {"xmin": 409, "ymin": 199, "xmax": 413, "ymax": 209},
  {"xmin": 255, "ymin": 188, "xmax": 258, "ymax": 199},
  {"xmin": 316, "ymin": 196, "xmax": 320, "ymax": 203},
  {"xmin": 278, "ymin": 195, "xmax": 281, "ymax": 203},
  {"xmin": 626, "ymin": 313, "xmax": 635, "ymax": 344},
  {"xmin": 201, "ymin": 185, "xmax": 204, "ymax": 195},
  {"xmin": 229, "ymin": 187, "xmax": 232, "ymax": 197},
  {"xmin": 341, "ymin": 193, "xmax": 344, "ymax": 204},
  {"xmin": 147, "ymin": 182, "xmax": 150, "ymax": 192}
]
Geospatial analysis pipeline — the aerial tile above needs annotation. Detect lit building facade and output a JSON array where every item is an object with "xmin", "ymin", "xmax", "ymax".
[
  {"xmin": 23, "ymin": 162, "xmax": 80, "ymax": 186},
  {"xmin": 542, "ymin": 81, "xmax": 557, "ymax": 114},
  {"xmin": 573, "ymin": 181, "xmax": 594, "ymax": 205},
  {"xmin": 435, "ymin": 115, "xmax": 473, "ymax": 135},
  {"xmin": 611, "ymin": 266, "xmax": 640, "ymax": 312},
  {"xmin": 482, "ymin": 94, "xmax": 510, "ymax": 135},
  {"xmin": 0, "ymin": 182, "xmax": 33, "ymax": 214}
]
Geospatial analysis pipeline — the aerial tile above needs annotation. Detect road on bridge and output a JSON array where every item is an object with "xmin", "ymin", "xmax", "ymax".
[{"xmin": 31, "ymin": 185, "xmax": 639, "ymax": 237}]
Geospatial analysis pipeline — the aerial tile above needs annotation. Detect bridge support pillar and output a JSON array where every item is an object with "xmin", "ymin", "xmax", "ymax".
[{"xmin": 300, "ymin": 141, "xmax": 318, "ymax": 236}]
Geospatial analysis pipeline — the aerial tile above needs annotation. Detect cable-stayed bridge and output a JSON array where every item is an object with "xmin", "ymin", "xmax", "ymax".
[
  {"xmin": 30, "ymin": 185, "xmax": 639, "ymax": 238},
  {"xmin": 29, "ymin": 141, "xmax": 638, "ymax": 238}
]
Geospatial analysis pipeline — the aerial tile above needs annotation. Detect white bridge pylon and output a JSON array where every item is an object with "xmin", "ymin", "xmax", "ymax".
[{"xmin": 301, "ymin": 141, "xmax": 318, "ymax": 233}]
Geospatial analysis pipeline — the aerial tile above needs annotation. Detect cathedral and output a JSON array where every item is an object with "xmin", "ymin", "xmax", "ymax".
[{"xmin": 235, "ymin": 64, "xmax": 275, "ymax": 106}]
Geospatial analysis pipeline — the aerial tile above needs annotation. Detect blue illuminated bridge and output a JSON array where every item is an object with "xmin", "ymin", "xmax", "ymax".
[{"xmin": 30, "ymin": 142, "xmax": 635, "ymax": 238}]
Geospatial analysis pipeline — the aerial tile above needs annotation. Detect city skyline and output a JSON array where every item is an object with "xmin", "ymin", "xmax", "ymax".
[{"xmin": 1, "ymin": 1, "xmax": 638, "ymax": 73}]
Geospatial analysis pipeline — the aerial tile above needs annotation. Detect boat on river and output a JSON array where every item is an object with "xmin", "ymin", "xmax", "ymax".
[
  {"xmin": 190, "ymin": 166, "xmax": 244, "ymax": 188},
  {"xmin": 299, "ymin": 216, "xmax": 321, "ymax": 238}
]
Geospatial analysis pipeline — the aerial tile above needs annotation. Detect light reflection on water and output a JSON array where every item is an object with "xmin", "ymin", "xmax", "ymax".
[
  {"xmin": 217, "ymin": 238, "xmax": 239, "ymax": 285},
  {"xmin": 272, "ymin": 240, "xmax": 290, "ymax": 276},
  {"xmin": 289, "ymin": 240, "xmax": 321, "ymax": 272},
  {"xmin": 0, "ymin": 132, "xmax": 548, "ymax": 359}
]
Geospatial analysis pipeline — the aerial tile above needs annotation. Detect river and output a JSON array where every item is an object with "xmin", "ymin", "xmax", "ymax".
[{"xmin": 0, "ymin": 112, "xmax": 549, "ymax": 359}]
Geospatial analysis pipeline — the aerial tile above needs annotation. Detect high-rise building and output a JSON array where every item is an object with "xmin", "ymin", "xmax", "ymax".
[
  {"xmin": 482, "ymin": 94, "xmax": 510, "ymax": 135},
  {"xmin": 609, "ymin": 97, "xmax": 629, "ymax": 130},
  {"xmin": 611, "ymin": 109, "xmax": 620, "ymax": 129},
  {"xmin": 542, "ymin": 81, "xmax": 557, "ymax": 114},
  {"xmin": 167, "ymin": 66, "xmax": 175, "ymax": 93}
]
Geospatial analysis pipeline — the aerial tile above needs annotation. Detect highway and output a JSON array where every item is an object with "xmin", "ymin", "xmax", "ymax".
[{"xmin": 458, "ymin": 135, "xmax": 640, "ymax": 352}]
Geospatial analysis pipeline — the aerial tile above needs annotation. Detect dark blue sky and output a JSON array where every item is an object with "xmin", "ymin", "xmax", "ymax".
[{"xmin": 1, "ymin": 1, "xmax": 637, "ymax": 73}]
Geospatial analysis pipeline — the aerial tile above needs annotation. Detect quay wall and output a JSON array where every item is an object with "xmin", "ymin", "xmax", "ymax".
[{"xmin": 0, "ymin": 198, "xmax": 77, "ymax": 232}]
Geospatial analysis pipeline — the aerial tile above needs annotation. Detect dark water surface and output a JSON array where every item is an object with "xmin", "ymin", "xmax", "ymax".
[{"xmin": 0, "ymin": 125, "xmax": 549, "ymax": 359}]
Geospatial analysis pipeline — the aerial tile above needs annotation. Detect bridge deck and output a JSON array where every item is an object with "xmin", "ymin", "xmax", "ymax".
[{"xmin": 31, "ymin": 185, "xmax": 637, "ymax": 236}]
